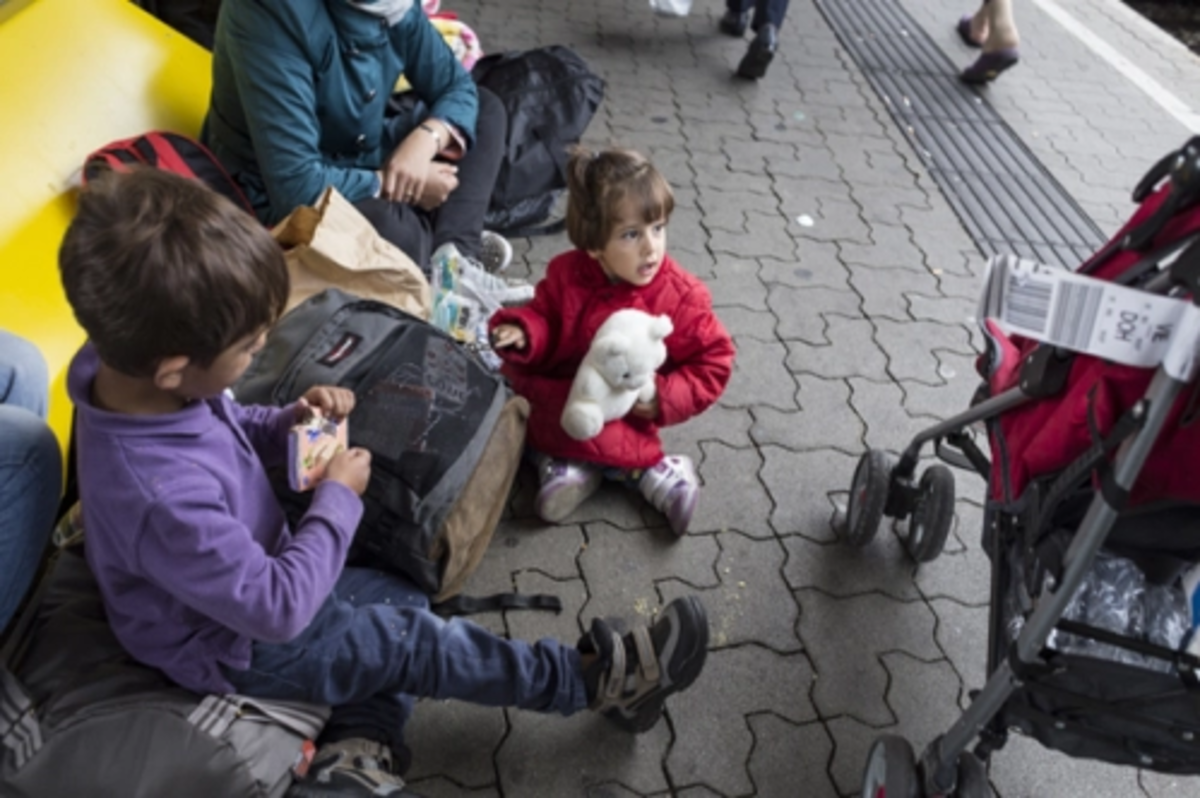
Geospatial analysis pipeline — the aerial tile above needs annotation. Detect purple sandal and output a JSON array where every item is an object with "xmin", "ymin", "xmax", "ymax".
[
  {"xmin": 956, "ymin": 15, "xmax": 982, "ymax": 48},
  {"xmin": 960, "ymin": 48, "xmax": 1019, "ymax": 85}
]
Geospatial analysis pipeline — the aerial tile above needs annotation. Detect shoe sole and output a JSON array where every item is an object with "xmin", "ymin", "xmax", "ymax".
[
  {"xmin": 735, "ymin": 46, "xmax": 773, "ymax": 80},
  {"xmin": 605, "ymin": 595, "xmax": 710, "ymax": 733}
]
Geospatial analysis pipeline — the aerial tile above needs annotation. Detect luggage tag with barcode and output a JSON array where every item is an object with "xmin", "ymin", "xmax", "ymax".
[{"xmin": 979, "ymin": 254, "xmax": 1200, "ymax": 377}]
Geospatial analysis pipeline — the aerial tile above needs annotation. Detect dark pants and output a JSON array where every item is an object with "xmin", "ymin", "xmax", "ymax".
[
  {"xmin": 727, "ymin": 0, "xmax": 789, "ymax": 29},
  {"xmin": 355, "ymin": 86, "xmax": 507, "ymax": 273},
  {"xmin": 222, "ymin": 567, "xmax": 587, "ymax": 759}
]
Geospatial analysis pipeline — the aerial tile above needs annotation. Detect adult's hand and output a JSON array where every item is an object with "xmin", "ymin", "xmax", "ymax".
[
  {"xmin": 418, "ymin": 162, "xmax": 459, "ymax": 211},
  {"xmin": 379, "ymin": 131, "xmax": 438, "ymax": 203}
]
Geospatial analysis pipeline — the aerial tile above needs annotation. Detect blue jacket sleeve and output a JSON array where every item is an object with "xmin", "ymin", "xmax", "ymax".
[
  {"xmin": 220, "ymin": 3, "xmax": 378, "ymax": 216},
  {"xmin": 392, "ymin": 7, "xmax": 479, "ymax": 147}
]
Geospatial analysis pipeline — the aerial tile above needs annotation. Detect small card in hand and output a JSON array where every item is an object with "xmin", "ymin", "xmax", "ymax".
[{"xmin": 288, "ymin": 412, "xmax": 349, "ymax": 492}]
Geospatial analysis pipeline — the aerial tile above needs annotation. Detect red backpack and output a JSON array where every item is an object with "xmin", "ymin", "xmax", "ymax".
[{"xmin": 82, "ymin": 130, "xmax": 255, "ymax": 216}]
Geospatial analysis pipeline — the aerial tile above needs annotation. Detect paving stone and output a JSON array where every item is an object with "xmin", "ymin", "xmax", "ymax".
[
  {"xmin": 762, "ymin": 447, "xmax": 859, "ymax": 542},
  {"xmin": 661, "ymin": 530, "xmax": 800, "ymax": 651},
  {"xmin": 873, "ymin": 318, "xmax": 976, "ymax": 384},
  {"xmin": 747, "ymin": 716, "xmax": 839, "ymax": 798},
  {"xmin": 665, "ymin": 646, "xmax": 818, "ymax": 796},
  {"xmin": 705, "ymin": 255, "xmax": 768, "ymax": 310},
  {"xmin": 708, "ymin": 212, "xmax": 798, "ymax": 262},
  {"xmin": 848, "ymin": 267, "xmax": 927, "ymax": 323},
  {"xmin": 508, "ymin": 572, "xmax": 590, "ymax": 648},
  {"xmin": 782, "ymin": 530, "xmax": 920, "ymax": 601},
  {"xmin": 879, "ymin": 653, "xmax": 967, "ymax": 762},
  {"xmin": 478, "ymin": 515, "xmax": 589, "ymax": 583},
  {"xmin": 848, "ymin": 376, "xmax": 924, "ymax": 451},
  {"xmin": 770, "ymin": 285, "xmax": 862, "ymax": 343},
  {"xmin": 854, "ymin": 184, "xmax": 934, "ymax": 227},
  {"xmin": 722, "ymin": 138, "xmax": 801, "ymax": 178},
  {"xmin": 760, "ymin": 241, "xmax": 852, "ymax": 291},
  {"xmin": 906, "ymin": 291, "xmax": 975, "ymax": 329},
  {"xmin": 722, "ymin": 337, "xmax": 798, "ymax": 411},
  {"xmin": 496, "ymin": 709, "xmax": 674, "ymax": 796},
  {"xmin": 773, "ymin": 173, "xmax": 855, "ymax": 212},
  {"xmin": 696, "ymin": 186, "xmax": 773, "ymax": 234},
  {"xmin": 661, "ymin": 404, "xmax": 754, "ymax": 464},
  {"xmin": 785, "ymin": 316, "xmax": 890, "ymax": 381},
  {"xmin": 913, "ymin": 525, "xmax": 993, "ymax": 607},
  {"xmin": 928, "ymin": 598, "xmax": 990, "ymax": 711},
  {"xmin": 405, "ymin": 776, "xmax": 499, "ymax": 797},
  {"xmin": 578, "ymin": 520, "xmax": 720, "ymax": 622},
  {"xmin": 839, "ymin": 223, "xmax": 927, "ymax": 272},
  {"xmin": 798, "ymin": 196, "xmax": 873, "ymax": 245},
  {"xmin": 751, "ymin": 374, "xmax": 864, "ymax": 452},
  {"xmin": 407, "ymin": 701, "xmax": 506, "ymax": 788},
  {"xmin": 718, "ymin": 304, "xmax": 777, "ymax": 341},
  {"xmin": 1141, "ymin": 771, "xmax": 1200, "ymax": 797},
  {"xmin": 796, "ymin": 590, "xmax": 940, "ymax": 725},
  {"xmin": 898, "ymin": 354, "xmax": 983, "ymax": 421},
  {"xmin": 989, "ymin": 732, "xmax": 1146, "ymax": 798},
  {"xmin": 693, "ymin": 441, "xmax": 775, "ymax": 539}
]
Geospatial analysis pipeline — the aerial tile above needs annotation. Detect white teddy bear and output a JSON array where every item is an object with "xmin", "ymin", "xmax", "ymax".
[{"xmin": 561, "ymin": 309, "xmax": 674, "ymax": 441}]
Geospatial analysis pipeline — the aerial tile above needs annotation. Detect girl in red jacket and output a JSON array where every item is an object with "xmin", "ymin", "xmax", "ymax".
[{"xmin": 489, "ymin": 148, "xmax": 735, "ymax": 536}]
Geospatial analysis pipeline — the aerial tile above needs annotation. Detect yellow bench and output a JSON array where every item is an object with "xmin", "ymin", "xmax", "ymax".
[{"xmin": 0, "ymin": 0, "xmax": 212, "ymax": 449}]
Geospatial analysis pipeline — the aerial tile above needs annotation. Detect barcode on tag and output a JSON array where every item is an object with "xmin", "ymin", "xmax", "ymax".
[
  {"xmin": 1048, "ymin": 282, "xmax": 1103, "ymax": 352},
  {"xmin": 1003, "ymin": 273, "xmax": 1052, "ymax": 333}
]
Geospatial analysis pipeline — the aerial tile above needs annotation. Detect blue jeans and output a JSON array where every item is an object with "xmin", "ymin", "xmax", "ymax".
[
  {"xmin": 727, "ymin": 0, "xmax": 789, "ymax": 29},
  {"xmin": 0, "ymin": 331, "xmax": 61, "ymax": 633},
  {"xmin": 223, "ymin": 567, "xmax": 588, "ymax": 753}
]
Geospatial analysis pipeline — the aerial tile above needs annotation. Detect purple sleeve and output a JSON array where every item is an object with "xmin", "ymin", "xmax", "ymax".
[
  {"xmin": 228, "ymin": 400, "xmax": 296, "ymax": 468},
  {"xmin": 137, "ymin": 478, "xmax": 362, "ymax": 643}
]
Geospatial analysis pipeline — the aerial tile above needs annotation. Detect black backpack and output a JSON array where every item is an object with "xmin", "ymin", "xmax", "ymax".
[
  {"xmin": 473, "ymin": 46, "xmax": 605, "ymax": 236},
  {"xmin": 234, "ymin": 290, "xmax": 557, "ymax": 614}
]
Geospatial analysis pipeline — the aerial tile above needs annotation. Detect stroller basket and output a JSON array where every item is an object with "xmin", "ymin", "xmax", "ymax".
[{"xmin": 840, "ymin": 136, "xmax": 1200, "ymax": 796}]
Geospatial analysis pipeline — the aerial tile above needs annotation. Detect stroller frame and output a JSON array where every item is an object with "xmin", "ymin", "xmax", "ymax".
[{"xmin": 842, "ymin": 141, "xmax": 1200, "ymax": 797}]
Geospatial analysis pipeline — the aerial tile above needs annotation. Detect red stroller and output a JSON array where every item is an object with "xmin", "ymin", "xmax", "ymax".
[{"xmin": 839, "ymin": 137, "xmax": 1200, "ymax": 797}]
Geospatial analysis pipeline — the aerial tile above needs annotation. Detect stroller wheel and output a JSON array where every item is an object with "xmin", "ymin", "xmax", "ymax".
[
  {"xmin": 955, "ymin": 751, "xmax": 991, "ymax": 797},
  {"xmin": 844, "ymin": 449, "xmax": 893, "ymax": 547},
  {"xmin": 906, "ymin": 465, "xmax": 956, "ymax": 563},
  {"xmin": 860, "ymin": 734, "xmax": 919, "ymax": 798}
]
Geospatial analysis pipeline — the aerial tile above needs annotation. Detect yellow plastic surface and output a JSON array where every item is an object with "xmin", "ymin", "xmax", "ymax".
[{"xmin": 0, "ymin": 0, "xmax": 212, "ymax": 449}]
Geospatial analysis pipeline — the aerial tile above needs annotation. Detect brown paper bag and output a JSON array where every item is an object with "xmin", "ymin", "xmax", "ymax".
[{"xmin": 273, "ymin": 187, "xmax": 431, "ymax": 320}]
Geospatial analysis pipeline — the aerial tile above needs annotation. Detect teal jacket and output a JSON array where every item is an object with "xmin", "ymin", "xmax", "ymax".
[{"xmin": 203, "ymin": 0, "xmax": 478, "ymax": 225}]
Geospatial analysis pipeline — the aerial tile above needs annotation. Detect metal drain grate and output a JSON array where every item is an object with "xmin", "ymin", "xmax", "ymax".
[{"xmin": 817, "ymin": 0, "xmax": 1107, "ymax": 267}]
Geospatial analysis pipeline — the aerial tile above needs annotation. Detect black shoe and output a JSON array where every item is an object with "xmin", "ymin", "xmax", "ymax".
[
  {"xmin": 579, "ymin": 595, "xmax": 710, "ymax": 733},
  {"xmin": 287, "ymin": 738, "xmax": 421, "ymax": 797},
  {"xmin": 719, "ymin": 9, "xmax": 750, "ymax": 36},
  {"xmin": 735, "ymin": 23, "xmax": 778, "ymax": 80}
]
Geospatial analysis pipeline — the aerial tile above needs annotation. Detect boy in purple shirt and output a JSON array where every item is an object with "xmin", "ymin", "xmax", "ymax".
[{"xmin": 60, "ymin": 169, "xmax": 710, "ymax": 797}]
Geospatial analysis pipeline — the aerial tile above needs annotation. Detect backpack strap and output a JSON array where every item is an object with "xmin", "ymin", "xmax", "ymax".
[
  {"xmin": 433, "ymin": 592, "xmax": 563, "ymax": 617},
  {"xmin": 0, "ymin": 666, "xmax": 42, "ymax": 769},
  {"xmin": 188, "ymin": 694, "xmax": 329, "ymax": 741}
]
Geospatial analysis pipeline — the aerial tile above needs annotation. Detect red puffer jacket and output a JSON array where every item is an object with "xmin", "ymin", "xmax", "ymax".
[{"xmin": 489, "ymin": 250, "xmax": 735, "ymax": 469}]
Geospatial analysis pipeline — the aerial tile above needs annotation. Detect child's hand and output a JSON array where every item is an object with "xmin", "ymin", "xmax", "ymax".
[
  {"xmin": 296, "ymin": 386, "xmax": 356, "ymax": 422},
  {"xmin": 490, "ymin": 324, "xmax": 527, "ymax": 350},
  {"xmin": 630, "ymin": 396, "xmax": 660, "ymax": 421},
  {"xmin": 325, "ymin": 448, "xmax": 372, "ymax": 496}
]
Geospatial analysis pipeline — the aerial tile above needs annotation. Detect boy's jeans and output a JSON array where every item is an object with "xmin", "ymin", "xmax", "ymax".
[
  {"xmin": 223, "ymin": 567, "xmax": 589, "ymax": 751},
  {"xmin": 0, "ymin": 330, "xmax": 61, "ymax": 633}
]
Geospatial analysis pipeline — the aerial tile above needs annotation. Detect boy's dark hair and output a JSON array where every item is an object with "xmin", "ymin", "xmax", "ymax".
[
  {"xmin": 565, "ymin": 147, "xmax": 675, "ymax": 252},
  {"xmin": 59, "ymin": 167, "xmax": 289, "ymax": 377}
]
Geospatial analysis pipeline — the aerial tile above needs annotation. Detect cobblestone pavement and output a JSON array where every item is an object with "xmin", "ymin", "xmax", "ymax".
[{"xmin": 404, "ymin": 0, "xmax": 1200, "ymax": 794}]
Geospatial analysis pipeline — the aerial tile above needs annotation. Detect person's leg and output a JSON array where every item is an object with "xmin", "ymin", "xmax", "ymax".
[
  {"xmin": 353, "ymin": 197, "xmax": 436, "ymax": 275},
  {"xmin": 0, "ymin": 405, "xmax": 61, "ymax": 632},
  {"xmin": 0, "ymin": 329, "xmax": 50, "ymax": 416},
  {"xmin": 719, "ymin": 0, "xmax": 753, "ymax": 37},
  {"xmin": 735, "ymin": 0, "xmax": 786, "ymax": 79},
  {"xmin": 960, "ymin": 0, "xmax": 1019, "ymax": 83},
  {"xmin": 429, "ymin": 87, "xmax": 507, "ymax": 261},
  {"xmin": 753, "ymin": 0, "xmax": 788, "ymax": 31}
]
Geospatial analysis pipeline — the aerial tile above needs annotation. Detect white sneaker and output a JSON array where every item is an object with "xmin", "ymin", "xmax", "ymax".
[{"xmin": 480, "ymin": 231, "xmax": 513, "ymax": 273}]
